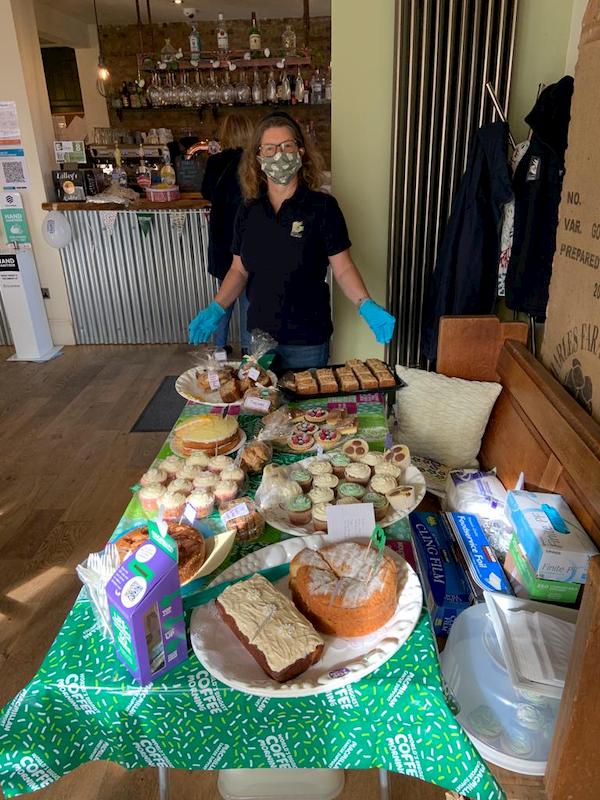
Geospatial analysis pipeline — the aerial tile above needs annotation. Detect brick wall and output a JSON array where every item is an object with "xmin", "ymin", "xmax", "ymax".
[{"xmin": 99, "ymin": 17, "xmax": 331, "ymax": 166}]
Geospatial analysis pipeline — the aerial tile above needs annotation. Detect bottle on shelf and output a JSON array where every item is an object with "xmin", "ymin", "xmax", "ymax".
[
  {"xmin": 161, "ymin": 38, "xmax": 177, "ymax": 63},
  {"xmin": 217, "ymin": 12, "xmax": 229, "ymax": 52},
  {"xmin": 266, "ymin": 70, "xmax": 277, "ymax": 104},
  {"xmin": 120, "ymin": 81, "xmax": 130, "ymax": 108},
  {"xmin": 294, "ymin": 67, "xmax": 305, "ymax": 104},
  {"xmin": 282, "ymin": 24, "xmax": 296, "ymax": 56},
  {"xmin": 136, "ymin": 145, "xmax": 152, "ymax": 190},
  {"xmin": 249, "ymin": 11, "xmax": 262, "ymax": 53},
  {"xmin": 325, "ymin": 64, "xmax": 332, "ymax": 102},
  {"xmin": 112, "ymin": 143, "xmax": 128, "ymax": 188},
  {"xmin": 310, "ymin": 69, "xmax": 322, "ymax": 104},
  {"xmin": 129, "ymin": 80, "xmax": 141, "ymax": 109},
  {"xmin": 280, "ymin": 71, "xmax": 291, "ymax": 105},
  {"xmin": 160, "ymin": 152, "xmax": 176, "ymax": 186},
  {"xmin": 252, "ymin": 69, "xmax": 263, "ymax": 104},
  {"xmin": 189, "ymin": 24, "xmax": 202, "ymax": 58}
]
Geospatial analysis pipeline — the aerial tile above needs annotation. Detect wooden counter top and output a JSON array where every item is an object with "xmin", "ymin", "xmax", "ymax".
[{"xmin": 41, "ymin": 195, "xmax": 210, "ymax": 211}]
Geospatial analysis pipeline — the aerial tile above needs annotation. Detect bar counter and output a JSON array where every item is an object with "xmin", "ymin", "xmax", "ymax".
[{"xmin": 41, "ymin": 196, "xmax": 243, "ymax": 346}]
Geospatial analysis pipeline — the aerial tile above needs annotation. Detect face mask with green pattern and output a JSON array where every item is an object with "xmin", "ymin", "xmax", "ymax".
[{"xmin": 258, "ymin": 151, "xmax": 302, "ymax": 185}]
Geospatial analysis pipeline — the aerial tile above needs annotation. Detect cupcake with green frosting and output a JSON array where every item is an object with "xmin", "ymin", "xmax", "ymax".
[
  {"xmin": 290, "ymin": 467, "xmax": 312, "ymax": 492},
  {"xmin": 337, "ymin": 482, "xmax": 366, "ymax": 501},
  {"xmin": 362, "ymin": 490, "xmax": 390, "ymax": 521},
  {"xmin": 330, "ymin": 452, "xmax": 351, "ymax": 478},
  {"xmin": 286, "ymin": 493, "xmax": 313, "ymax": 526}
]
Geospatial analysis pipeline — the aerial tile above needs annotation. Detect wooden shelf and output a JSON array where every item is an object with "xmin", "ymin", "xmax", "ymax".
[
  {"xmin": 141, "ymin": 55, "xmax": 311, "ymax": 71},
  {"xmin": 42, "ymin": 195, "xmax": 210, "ymax": 212},
  {"xmin": 113, "ymin": 102, "xmax": 330, "ymax": 113}
]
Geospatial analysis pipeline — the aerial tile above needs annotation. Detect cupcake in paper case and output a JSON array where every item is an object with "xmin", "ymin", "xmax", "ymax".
[
  {"xmin": 370, "ymin": 474, "xmax": 398, "ymax": 497},
  {"xmin": 515, "ymin": 703, "xmax": 545, "ymax": 731},
  {"xmin": 208, "ymin": 455, "xmax": 235, "ymax": 475},
  {"xmin": 290, "ymin": 467, "xmax": 313, "ymax": 492},
  {"xmin": 359, "ymin": 451, "xmax": 386, "ymax": 472},
  {"xmin": 185, "ymin": 452, "xmax": 210, "ymax": 470},
  {"xmin": 343, "ymin": 462, "xmax": 371, "ymax": 486},
  {"xmin": 499, "ymin": 728, "xmax": 536, "ymax": 759},
  {"xmin": 311, "ymin": 502, "xmax": 330, "ymax": 532},
  {"xmin": 467, "ymin": 704, "xmax": 502, "ymax": 741},
  {"xmin": 220, "ymin": 466, "xmax": 245, "ymax": 489},
  {"xmin": 178, "ymin": 463, "xmax": 208, "ymax": 482},
  {"xmin": 214, "ymin": 480, "xmax": 239, "ymax": 508},
  {"xmin": 287, "ymin": 493, "xmax": 313, "ymax": 526},
  {"xmin": 138, "ymin": 483, "xmax": 166, "ymax": 514},
  {"xmin": 187, "ymin": 490, "xmax": 215, "ymax": 518},
  {"xmin": 330, "ymin": 452, "xmax": 351, "ymax": 478},
  {"xmin": 162, "ymin": 492, "xmax": 187, "ymax": 520},
  {"xmin": 306, "ymin": 459, "xmax": 333, "ymax": 477},
  {"xmin": 140, "ymin": 467, "xmax": 168, "ymax": 487},
  {"xmin": 337, "ymin": 482, "xmax": 366, "ymax": 501},
  {"xmin": 336, "ymin": 496, "xmax": 362, "ymax": 506},
  {"xmin": 192, "ymin": 471, "xmax": 219, "ymax": 491},
  {"xmin": 308, "ymin": 486, "xmax": 335, "ymax": 505},
  {"xmin": 164, "ymin": 478, "xmax": 192, "ymax": 496},
  {"xmin": 159, "ymin": 455, "xmax": 183, "ymax": 480},
  {"xmin": 362, "ymin": 491, "xmax": 390, "ymax": 521},
  {"xmin": 374, "ymin": 462, "xmax": 404, "ymax": 482},
  {"xmin": 313, "ymin": 473, "xmax": 339, "ymax": 491}
]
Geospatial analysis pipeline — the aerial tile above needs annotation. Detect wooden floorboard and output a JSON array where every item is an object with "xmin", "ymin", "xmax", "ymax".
[{"xmin": 0, "ymin": 345, "xmax": 542, "ymax": 800}]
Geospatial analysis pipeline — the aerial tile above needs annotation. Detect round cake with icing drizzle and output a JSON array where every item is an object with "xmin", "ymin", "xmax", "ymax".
[{"xmin": 289, "ymin": 542, "xmax": 398, "ymax": 637}]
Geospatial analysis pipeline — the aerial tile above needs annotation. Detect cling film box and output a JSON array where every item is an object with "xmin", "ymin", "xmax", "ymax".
[
  {"xmin": 410, "ymin": 512, "xmax": 472, "ymax": 635},
  {"xmin": 106, "ymin": 533, "xmax": 187, "ymax": 685}
]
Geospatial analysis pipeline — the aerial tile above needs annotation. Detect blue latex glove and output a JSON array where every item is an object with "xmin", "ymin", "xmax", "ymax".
[
  {"xmin": 188, "ymin": 301, "xmax": 225, "ymax": 345},
  {"xmin": 358, "ymin": 299, "xmax": 396, "ymax": 344}
]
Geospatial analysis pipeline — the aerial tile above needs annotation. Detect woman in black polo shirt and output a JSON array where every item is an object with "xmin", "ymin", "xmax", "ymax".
[{"xmin": 189, "ymin": 111, "xmax": 395, "ymax": 368}]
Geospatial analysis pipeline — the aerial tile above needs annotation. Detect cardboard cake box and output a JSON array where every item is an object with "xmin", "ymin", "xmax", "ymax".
[{"xmin": 106, "ymin": 526, "xmax": 187, "ymax": 685}]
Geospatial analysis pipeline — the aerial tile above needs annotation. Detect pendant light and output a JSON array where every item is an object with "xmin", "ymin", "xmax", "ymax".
[{"xmin": 94, "ymin": 0, "xmax": 111, "ymax": 97}]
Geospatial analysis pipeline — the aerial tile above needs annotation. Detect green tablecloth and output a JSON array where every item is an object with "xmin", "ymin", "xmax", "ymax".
[{"xmin": 0, "ymin": 398, "xmax": 504, "ymax": 799}]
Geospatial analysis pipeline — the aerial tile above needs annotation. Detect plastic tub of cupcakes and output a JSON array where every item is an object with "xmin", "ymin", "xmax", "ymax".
[{"xmin": 440, "ymin": 603, "xmax": 561, "ymax": 775}]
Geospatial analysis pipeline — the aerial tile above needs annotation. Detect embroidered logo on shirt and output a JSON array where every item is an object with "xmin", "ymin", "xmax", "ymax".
[{"xmin": 290, "ymin": 220, "xmax": 304, "ymax": 238}]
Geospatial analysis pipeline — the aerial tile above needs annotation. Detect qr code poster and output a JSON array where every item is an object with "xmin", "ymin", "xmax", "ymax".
[{"xmin": 0, "ymin": 148, "xmax": 29, "ymax": 190}]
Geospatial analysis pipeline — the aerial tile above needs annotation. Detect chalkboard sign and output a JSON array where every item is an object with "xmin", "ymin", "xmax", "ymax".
[{"xmin": 175, "ymin": 157, "xmax": 204, "ymax": 192}]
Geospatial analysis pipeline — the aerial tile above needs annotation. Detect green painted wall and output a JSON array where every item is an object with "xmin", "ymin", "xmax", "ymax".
[
  {"xmin": 508, "ymin": 0, "xmax": 575, "ymax": 143},
  {"xmin": 330, "ymin": 0, "xmax": 395, "ymax": 362}
]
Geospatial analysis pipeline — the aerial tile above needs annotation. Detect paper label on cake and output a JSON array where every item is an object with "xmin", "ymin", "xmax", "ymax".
[
  {"xmin": 243, "ymin": 396, "xmax": 270, "ymax": 413},
  {"xmin": 214, "ymin": 350, "xmax": 227, "ymax": 362},
  {"xmin": 316, "ymin": 445, "xmax": 324, "ymax": 458},
  {"xmin": 248, "ymin": 367, "xmax": 260, "ymax": 381},
  {"xmin": 221, "ymin": 502, "xmax": 249, "ymax": 524},
  {"xmin": 182, "ymin": 502, "xmax": 197, "ymax": 524},
  {"xmin": 207, "ymin": 371, "xmax": 220, "ymax": 391},
  {"xmin": 326, "ymin": 503, "xmax": 375, "ymax": 541}
]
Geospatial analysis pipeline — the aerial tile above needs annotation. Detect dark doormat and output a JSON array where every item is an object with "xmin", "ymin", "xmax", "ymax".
[{"xmin": 131, "ymin": 376, "xmax": 187, "ymax": 432}]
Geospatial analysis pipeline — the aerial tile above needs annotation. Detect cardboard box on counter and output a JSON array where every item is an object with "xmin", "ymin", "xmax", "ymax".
[
  {"xmin": 505, "ymin": 534, "xmax": 581, "ymax": 605},
  {"xmin": 507, "ymin": 491, "xmax": 598, "ymax": 584}
]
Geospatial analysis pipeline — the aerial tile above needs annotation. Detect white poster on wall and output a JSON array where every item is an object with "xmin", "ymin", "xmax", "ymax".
[{"xmin": 0, "ymin": 101, "xmax": 29, "ymax": 190}]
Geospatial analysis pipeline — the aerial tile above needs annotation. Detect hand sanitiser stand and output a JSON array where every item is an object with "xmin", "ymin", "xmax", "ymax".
[{"xmin": 0, "ymin": 246, "xmax": 62, "ymax": 362}]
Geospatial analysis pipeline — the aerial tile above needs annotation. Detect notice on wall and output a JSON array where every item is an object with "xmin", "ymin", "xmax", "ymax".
[
  {"xmin": 0, "ymin": 102, "xmax": 28, "ymax": 190},
  {"xmin": 0, "ymin": 192, "xmax": 30, "ymax": 247},
  {"xmin": 54, "ymin": 140, "xmax": 86, "ymax": 164},
  {"xmin": 541, "ymin": 4, "xmax": 600, "ymax": 424},
  {"xmin": 0, "ymin": 101, "xmax": 21, "ymax": 146}
]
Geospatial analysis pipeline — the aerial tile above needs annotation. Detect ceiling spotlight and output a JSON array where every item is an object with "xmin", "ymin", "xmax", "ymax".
[{"xmin": 173, "ymin": 1, "xmax": 184, "ymax": 4}]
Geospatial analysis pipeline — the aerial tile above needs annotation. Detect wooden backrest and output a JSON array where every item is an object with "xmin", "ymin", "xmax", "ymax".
[{"xmin": 437, "ymin": 315, "xmax": 600, "ymax": 800}]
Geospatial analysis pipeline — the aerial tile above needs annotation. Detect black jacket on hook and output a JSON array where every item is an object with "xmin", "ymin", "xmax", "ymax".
[
  {"xmin": 505, "ymin": 76, "xmax": 574, "ymax": 319},
  {"xmin": 421, "ymin": 121, "xmax": 512, "ymax": 361}
]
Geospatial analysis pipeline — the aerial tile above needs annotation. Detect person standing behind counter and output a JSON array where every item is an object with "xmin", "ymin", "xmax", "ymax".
[
  {"xmin": 189, "ymin": 111, "xmax": 395, "ymax": 368},
  {"xmin": 201, "ymin": 113, "xmax": 254, "ymax": 354}
]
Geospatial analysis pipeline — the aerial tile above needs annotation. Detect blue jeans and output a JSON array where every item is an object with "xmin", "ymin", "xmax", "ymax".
[
  {"xmin": 214, "ymin": 287, "xmax": 250, "ymax": 350},
  {"xmin": 274, "ymin": 341, "xmax": 330, "ymax": 370}
]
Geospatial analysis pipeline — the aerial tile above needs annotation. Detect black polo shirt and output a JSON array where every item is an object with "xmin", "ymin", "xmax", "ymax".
[{"xmin": 231, "ymin": 185, "xmax": 351, "ymax": 345}]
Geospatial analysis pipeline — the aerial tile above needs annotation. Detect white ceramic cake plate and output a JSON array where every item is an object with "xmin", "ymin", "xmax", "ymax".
[
  {"xmin": 169, "ymin": 429, "xmax": 247, "ymax": 459},
  {"xmin": 190, "ymin": 536, "xmax": 423, "ymax": 698},
  {"xmin": 257, "ymin": 457, "xmax": 426, "ymax": 536},
  {"xmin": 176, "ymin": 365, "xmax": 278, "ymax": 408}
]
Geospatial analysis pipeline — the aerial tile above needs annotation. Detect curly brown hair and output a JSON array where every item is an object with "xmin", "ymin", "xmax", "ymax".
[{"xmin": 239, "ymin": 111, "xmax": 325, "ymax": 200}]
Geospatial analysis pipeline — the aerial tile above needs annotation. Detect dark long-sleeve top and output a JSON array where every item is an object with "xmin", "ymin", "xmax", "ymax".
[{"xmin": 201, "ymin": 147, "xmax": 243, "ymax": 280}]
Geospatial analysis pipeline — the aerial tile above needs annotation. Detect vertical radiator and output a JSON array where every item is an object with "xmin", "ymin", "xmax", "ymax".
[
  {"xmin": 387, "ymin": 0, "xmax": 518, "ymax": 367},
  {"xmin": 59, "ymin": 209, "xmax": 240, "ymax": 345}
]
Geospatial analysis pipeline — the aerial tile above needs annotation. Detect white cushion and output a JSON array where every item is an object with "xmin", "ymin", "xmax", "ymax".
[{"xmin": 395, "ymin": 366, "xmax": 502, "ymax": 469}]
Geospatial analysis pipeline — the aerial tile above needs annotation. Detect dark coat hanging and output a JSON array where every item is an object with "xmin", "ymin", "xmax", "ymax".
[
  {"xmin": 421, "ymin": 121, "xmax": 513, "ymax": 362},
  {"xmin": 505, "ymin": 76, "xmax": 574, "ymax": 319}
]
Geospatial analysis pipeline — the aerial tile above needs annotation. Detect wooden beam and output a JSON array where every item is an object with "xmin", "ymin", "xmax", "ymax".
[{"xmin": 303, "ymin": 0, "xmax": 310, "ymax": 51}]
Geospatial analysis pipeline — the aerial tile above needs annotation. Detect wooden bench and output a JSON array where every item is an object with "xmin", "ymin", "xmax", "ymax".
[{"xmin": 435, "ymin": 316, "xmax": 600, "ymax": 800}]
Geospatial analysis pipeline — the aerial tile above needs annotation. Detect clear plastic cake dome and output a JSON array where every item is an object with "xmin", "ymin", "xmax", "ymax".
[{"xmin": 440, "ymin": 603, "xmax": 561, "ymax": 775}]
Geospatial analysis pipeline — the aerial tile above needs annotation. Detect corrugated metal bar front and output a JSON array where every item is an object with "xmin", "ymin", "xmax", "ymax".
[
  {"xmin": 0, "ymin": 293, "xmax": 12, "ymax": 346},
  {"xmin": 59, "ymin": 209, "xmax": 241, "ymax": 345},
  {"xmin": 387, "ymin": 0, "xmax": 518, "ymax": 367}
]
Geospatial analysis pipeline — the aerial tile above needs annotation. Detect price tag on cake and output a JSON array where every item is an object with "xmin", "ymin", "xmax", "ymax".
[
  {"xmin": 242, "ymin": 395, "xmax": 271, "ymax": 414},
  {"xmin": 182, "ymin": 502, "xmax": 197, "ymax": 525},
  {"xmin": 316, "ymin": 445, "xmax": 324, "ymax": 458},
  {"xmin": 214, "ymin": 350, "xmax": 227, "ymax": 362},
  {"xmin": 207, "ymin": 371, "xmax": 220, "ymax": 391},
  {"xmin": 248, "ymin": 366, "xmax": 260, "ymax": 381},
  {"xmin": 326, "ymin": 503, "xmax": 376, "ymax": 542},
  {"xmin": 221, "ymin": 502, "xmax": 249, "ymax": 524}
]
